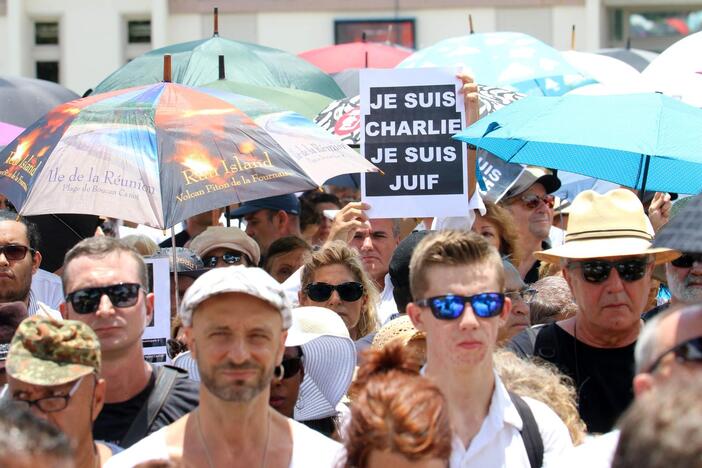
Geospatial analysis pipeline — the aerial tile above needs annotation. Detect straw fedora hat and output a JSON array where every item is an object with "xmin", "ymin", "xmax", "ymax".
[{"xmin": 535, "ymin": 189, "xmax": 679, "ymax": 264}]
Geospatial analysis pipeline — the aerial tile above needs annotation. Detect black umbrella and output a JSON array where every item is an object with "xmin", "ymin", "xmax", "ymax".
[
  {"xmin": 653, "ymin": 195, "xmax": 701, "ymax": 253},
  {"xmin": 0, "ymin": 76, "xmax": 78, "ymax": 127}
]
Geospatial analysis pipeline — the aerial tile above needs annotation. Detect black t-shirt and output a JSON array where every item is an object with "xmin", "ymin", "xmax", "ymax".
[
  {"xmin": 531, "ymin": 323, "xmax": 635, "ymax": 434},
  {"xmin": 93, "ymin": 365, "xmax": 199, "ymax": 447}
]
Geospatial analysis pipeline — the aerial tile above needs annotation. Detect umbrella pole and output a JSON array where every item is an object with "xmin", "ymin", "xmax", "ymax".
[
  {"xmin": 170, "ymin": 227, "xmax": 180, "ymax": 319},
  {"xmin": 225, "ymin": 206, "xmax": 231, "ymax": 227},
  {"xmin": 639, "ymin": 154, "xmax": 651, "ymax": 201}
]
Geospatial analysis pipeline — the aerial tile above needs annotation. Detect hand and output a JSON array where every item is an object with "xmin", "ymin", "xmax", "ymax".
[
  {"xmin": 647, "ymin": 192, "xmax": 671, "ymax": 233},
  {"xmin": 457, "ymin": 72, "xmax": 479, "ymax": 127},
  {"xmin": 326, "ymin": 202, "xmax": 371, "ymax": 244}
]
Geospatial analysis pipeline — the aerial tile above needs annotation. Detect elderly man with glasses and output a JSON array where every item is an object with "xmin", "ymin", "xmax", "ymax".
[
  {"xmin": 5, "ymin": 316, "xmax": 113, "ymax": 466},
  {"xmin": 508, "ymin": 189, "xmax": 680, "ymax": 434}
]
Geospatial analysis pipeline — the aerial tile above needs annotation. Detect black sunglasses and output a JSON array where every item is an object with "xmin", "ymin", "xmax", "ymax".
[
  {"xmin": 305, "ymin": 282, "xmax": 364, "ymax": 302},
  {"xmin": 648, "ymin": 336, "xmax": 702, "ymax": 373},
  {"xmin": 416, "ymin": 293, "xmax": 506, "ymax": 320},
  {"xmin": 0, "ymin": 244, "xmax": 34, "ymax": 261},
  {"xmin": 282, "ymin": 356, "xmax": 303, "ymax": 379},
  {"xmin": 203, "ymin": 251, "xmax": 247, "ymax": 268},
  {"xmin": 567, "ymin": 258, "xmax": 650, "ymax": 284},
  {"xmin": 65, "ymin": 283, "xmax": 142, "ymax": 314},
  {"xmin": 671, "ymin": 253, "xmax": 702, "ymax": 269}
]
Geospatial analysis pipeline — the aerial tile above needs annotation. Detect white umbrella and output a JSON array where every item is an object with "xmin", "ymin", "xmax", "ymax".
[{"xmin": 562, "ymin": 50, "xmax": 654, "ymax": 95}]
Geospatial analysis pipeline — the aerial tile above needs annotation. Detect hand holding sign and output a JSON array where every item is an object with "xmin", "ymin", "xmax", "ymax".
[
  {"xmin": 457, "ymin": 72, "xmax": 479, "ymax": 198},
  {"xmin": 327, "ymin": 201, "xmax": 371, "ymax": 244}
]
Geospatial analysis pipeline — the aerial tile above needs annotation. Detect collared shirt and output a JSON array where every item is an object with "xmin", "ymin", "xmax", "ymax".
[
  {"xmin": 31, "ymin": 268, "xmax": 64, "ymax": 309},
  {"xmin": 450, "ymin": 373, "xmax": 572, "ymax": 468},
  {"xmin": 557, "ymin": 430, "xmax": 620, "ymax": 468}
]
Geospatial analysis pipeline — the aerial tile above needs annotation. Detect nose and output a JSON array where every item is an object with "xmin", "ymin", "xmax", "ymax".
[
  {"xmin": 326, "ymin": 289, "xmax": 342, "ymax": 307},
  {"xmin": 604, "ymin": 267, "xmax": 626, "ymax": 292},
  {"xmin": 94, "ymin": 293, "xmax": 116, "ymax": 317},
  {"xmin": 458, "ymin": 304, "xmax": 480, "ymax": 330},
  {"xmin": 512, "ymin": 299, "xmax": 529, "ymax": 316},
  {"xmin": 360, "ymin": 235, "xmax": 373, "ymax": 251},
  {"xmin": 226, "ymin": 337, "xmax": 251, "ymax": 364},
  {"xmin": 0, "ymin": 251, "xmax": 9, "ymax": 266},
  {"xmin": 690, "ymin": 260, "xmax": 702, "ymax": 274}
]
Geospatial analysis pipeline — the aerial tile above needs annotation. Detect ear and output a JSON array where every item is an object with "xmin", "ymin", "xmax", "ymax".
[
  {"xmin": 31, "ymin": 251, "xmax": 42, "ymax": 275},
  {"xmin": 59, "ymin": 302, "xmax": 68, "ymax": 319},
  {"xmin": 144, "ymin": 292, "xmax": 155, "ymax": 328},
  {"xmin": 633, "ymin": 373, "xmax": 654, "ymax": 398},
  {"xmin": 562, "ymin": 265, "xmax": 573, "ymax": 289},
  {"xmin": 92, "ymin": 377, "xmax": 107, "ymax": 422},
  {"xmin": 184, "ymin": 326, "xmax": 196, "ymax": 359},
  {"xmin": 407, "ymin": 302, "xmax": 427, "ymax": 332},
  {"xmin": 499, "ymin": 296, "xmax": 512, "ymax": 327},
  {"xmin": 277, "ymin": 330, "xmax": 288, "ymax": 364},
  {"xmin": 275, "ymin": 210, "xmax": 288, "ymax": 231}
]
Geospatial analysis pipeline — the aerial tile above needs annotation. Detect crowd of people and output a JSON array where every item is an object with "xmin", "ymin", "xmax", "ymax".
[{"xmin": 0, "ymin": 79, "xmax": 701, "ymax": 468}]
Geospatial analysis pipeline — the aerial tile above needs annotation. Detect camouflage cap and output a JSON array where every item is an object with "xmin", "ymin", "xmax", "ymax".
[{"xmin": 7, "ymin": 316, "xmax": 100, "ymax": 386}]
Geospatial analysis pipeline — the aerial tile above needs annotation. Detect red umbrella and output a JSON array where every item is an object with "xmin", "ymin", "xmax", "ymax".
[{"xmin": 299, "ymin": 42, "xmax": 412, "ymax": 74}]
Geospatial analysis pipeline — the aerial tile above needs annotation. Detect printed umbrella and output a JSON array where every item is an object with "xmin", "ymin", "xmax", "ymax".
[
  {"xmin": 92, "ymin": 35, "xmax": 344, "ymax": 99},
  {"xmin": 299, "ymin": 42, "xmax": 413, "ymax": 74},
  {"xmin": 0, "ymin": 82, "xmax": 377, "ymax": 229},
  {"xmin": 0, "ymin": 122, "xmax": 24, "ymax": 148},
  {"xmin": 653, "ymin": 194, "xmax": 702, "ymax": 253},
  {"xmin": 0, "ymin": 75, "xmax": 79, "ymax": 127},
  {"xmin": 454, "ymin": 93, "xmax": 702, "ymax": 195},
  {"xmin": 397, "ymin": 32, "xmax": 594, "ymax": 96}
]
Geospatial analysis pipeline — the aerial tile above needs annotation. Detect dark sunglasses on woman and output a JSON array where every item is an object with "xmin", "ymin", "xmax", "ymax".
[
  {"xmin": 305, "ymin": 282, "xmax": 364, "ymax": 302},
  {"xmin": 202, "ymin": 251, "xmax": 247, "ymax": 268},
  {"xmin": 416, "ymin": 293, "xmax": 506, "ymax": 320},
  {"xmin": 281, "ymin": 356, "xmax": 304, "ymax": 379}
]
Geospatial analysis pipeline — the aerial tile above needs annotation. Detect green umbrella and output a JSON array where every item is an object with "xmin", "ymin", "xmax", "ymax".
[
  {"xmin": 93, "ymin": 36, "xmax": 345, "ymax": 99},
  {"xmin": 201, "ymin": 80, "xmax": 332, "ymax": 119}
]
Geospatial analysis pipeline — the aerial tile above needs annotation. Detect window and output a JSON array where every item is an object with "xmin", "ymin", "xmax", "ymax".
[
  {"xmin": 335, "ymin": 19, "xmax": 416, "ymax": 48},
  {"xmin": 128, "ymin": 20, "xmax": 151, "ymax": 44},
  {"xmin": 35, "ymin": 22, "xmax": 59, "ymax": 45},
  {"xmin": 36, "ymin": 61, "xmax": 59, "ymax": 83}
]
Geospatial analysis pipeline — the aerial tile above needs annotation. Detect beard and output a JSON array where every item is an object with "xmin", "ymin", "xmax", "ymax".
[
  {"xmin": 199, "ymin": 359, "xmax": 273, "ymax": 402},
  {"xmin": 668, "ymin": 273, "xmax": 702, "ymax": 304},
  {"xmin": 0, "ymin": 273, "xmax": 31, "ymax": 304}
]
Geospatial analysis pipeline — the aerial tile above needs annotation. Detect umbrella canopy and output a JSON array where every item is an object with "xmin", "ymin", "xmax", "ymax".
[
  {"xmin": 653, "ymin": 194, "xmax": 702, "ymax": 253},
  {"xmin": 454, "ymin": 93, "xmax": 702, "ymax": 195},
  {"xmin": 397, "ymin": 32, "xmax": 594, "ymax": 96},
  {"xmin": 93, "ymin": 36, "xmax": 345, "ymax": 99},
  {"xmin": 0, "ymin": 82, "xmax": 377, "ymax": 229},
  {"xmin": 642, "ymin": 31, "xmax": 702, "ymax": 107},
  {"xmin": 200, "ymin": 80, "xmax": 332, "ymax": 119},
  {"xmin": 596, "ymin": 48, "xmax": 658, "ymax": 72},
  {"xmin": 561, "ymin": 50, "xmax": 650, "ymax": 92},
  {"xmin": 0, "ymin": 76, "xmax": 79, "ymax": 127},
  {"xmin": 299, "ymin": 42, "xmax": 413, "ymax": 74},
  {"xmin": 0, "ymin": 122, "xmax": 24, "ymax": 147}
]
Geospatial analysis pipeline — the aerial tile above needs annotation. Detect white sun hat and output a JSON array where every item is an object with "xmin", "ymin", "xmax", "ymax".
[{"xmin": 288, "ymin": 306, "xmax": 356, "ymax": 422}]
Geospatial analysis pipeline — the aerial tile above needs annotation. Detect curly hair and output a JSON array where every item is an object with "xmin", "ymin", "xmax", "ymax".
[
  {"xmin": 300, "ymin": 241, "xmax": 378, "ymax": 338},
  {"xmin": 478, "ymin": 202, "xmax": 522, "ymax": 267},
  {"xmin": 344, "ymin": 342, "xmax": 452, "ymax": 467},
  {"xmin": 494, "ymin": 350, "xmax": 585, "ymax": 445}
]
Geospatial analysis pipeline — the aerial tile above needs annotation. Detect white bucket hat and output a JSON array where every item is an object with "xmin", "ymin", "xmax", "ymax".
[{"xmin": 288, "ymin": 306, "xmax": 356, "ymax": 422}]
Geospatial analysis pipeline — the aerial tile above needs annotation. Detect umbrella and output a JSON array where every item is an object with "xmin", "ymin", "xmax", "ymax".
[
  {"xmin": 454, "ymin": 93, "xmax": 702, "ymax": 195},
  {"xmin": 299, "ymin": 42, "xmax": 413, "ymax": 74},
  {"xmin": 560, "ymin": 51, "xmax": 651, "ymax": 92},
  {"xmin": 0, "ymin": 76, "xmax": 79, "ymax": 127},
  {"xmin": 653, "ymin": 194, "xmax": 702, "ymax": 253},
  {"xmin": 0, "ymin": 82, "xmax": 377, "ymax": 229},
  {"xmin": 201, "ymin": 80, "xmax": 332, "ymax": 120},
  {"xmin": 641, "ymin": 31, "xmax": 702, "ymax": 107},
  {"xmin": 596, "ymin": 48, "xmax": 658, "ymax": 72},
  {"xmin": 0, "ymin": 122, "xmax": 24, "ymax": 148},
  {"xmin": 92, "ymin": 35, "xmax": 344, "ymax": 99},
  {"xmin": 397, "ymin": 32, "xmax": 594, "ymax": 96}
]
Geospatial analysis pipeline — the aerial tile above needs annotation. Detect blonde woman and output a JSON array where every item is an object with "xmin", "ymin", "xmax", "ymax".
[{"xmin": 299, "ymin": 241, "xmax": 379, "ymax": 344}]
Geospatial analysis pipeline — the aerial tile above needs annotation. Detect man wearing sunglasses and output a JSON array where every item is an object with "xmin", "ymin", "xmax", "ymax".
[
  {"xmin": 190, "ymin": 225, "xmax": 260, "ymax": 269},
  {"xmin": 5, "ymin": 316, "xmax": 114, "ymax": 466},
  {"xmin": 60, "ymin": 237, "xmax": 198, "ymax": 448},
  {"xmin": 407, "ymin": 230, "xmax": 572, "ymax": 467},
  {"xmin": 509, "ymin": 189, "xmax": 680, "ymax": 434},
  {"xmin": 499, "ymin": 167, "xmax": 561, "ymax": 283}
]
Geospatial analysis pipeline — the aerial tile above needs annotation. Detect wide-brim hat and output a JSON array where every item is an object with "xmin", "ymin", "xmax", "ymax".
[
  {"xmin": 535, "ymin": 189, "xmax": 680, "ymax": 265},
  {"xmin": 188, "ymin": 226, "xmax": 261, "ymax": 266},
  {"xmin": 503, "ymin": 166, "xmax": 561, "ymax": 200},
  {"xmin": 371, "ymin": 314, "xmax": 425, "ymax": 350},
  {"xmin": 287, "ymin": 307, "xmax": 356, "ymax": 422}
]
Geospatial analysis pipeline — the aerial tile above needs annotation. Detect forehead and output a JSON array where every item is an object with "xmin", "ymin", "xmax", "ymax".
[
  {"xmin": 244, "ymin": 209, "xmax": 270, "ymax": 221},
  {"xmin": 8, "ymin": 376, "xmax": 73, "ymax": 394},
  {"xmin": 193, "ymin": 292, "xmax": 282, "ymax": 328},
  {"xmin": 522, "ymin": 182, "xmax": 546, "ymax": 196},
  {"xmin": 657, "ymin": 308, "xmax": 702, "ymax": 350},
  {"xmin": 312, "ymin": 263, "xmax": 356, "ymax": 281},
  {"xmin": 0, "ymin": 221, "xmax": 29, "ymax": 243},
  {"xmin": 65, "ymin": 251, "xmax": 141, "ymax": 287},
  {"xmin": 365, "ymin": 218, "xmax": 394, "ymax": 234},
  {"xmin": 270, "ymin": 248, "xmax": 307, "ymax": 266},
  {"xmin": 422, "ymin": 263, "xmax": 501, "ymax": 296}
]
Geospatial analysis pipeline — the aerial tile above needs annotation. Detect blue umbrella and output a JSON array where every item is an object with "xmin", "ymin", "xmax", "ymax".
[
  {"xmin": 454, "ymin": 93, "xmax": 702, "ymax": 195},
  {"xmin": 397, "ymin": 32, "xmax": 594, "ymax": 96}
]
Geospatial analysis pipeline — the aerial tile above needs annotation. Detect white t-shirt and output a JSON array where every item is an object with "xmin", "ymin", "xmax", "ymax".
[
  {"xmin": 30, "ymin": 269, "xmax": 64, "ymax": 309},
  {"xmin": 105, "ymin": 417, "xmax": 342, "ymax": 468},
  {"xmin": 556, "ymin": 430, "xmax": 620, "ymax": 468}
]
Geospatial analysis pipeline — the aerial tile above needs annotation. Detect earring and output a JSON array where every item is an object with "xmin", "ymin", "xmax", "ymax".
[{"xmin": 274, "ymin": 363, "xmax": 285, "ymax": 382}]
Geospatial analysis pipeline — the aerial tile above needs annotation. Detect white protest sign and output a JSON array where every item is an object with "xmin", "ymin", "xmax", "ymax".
[
  {"xmin": 142, "ymin": 257, "xmax": 171, "ymax": 365},
  {"xmin": 360, "ymin": 68, "xmax": 470, "ymax": 218},
  {"xmin": 478, "ymin": 149, "xmax": 525, "ymax": 203}
]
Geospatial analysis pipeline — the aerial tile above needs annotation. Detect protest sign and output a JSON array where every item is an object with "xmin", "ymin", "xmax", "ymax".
[
  {"xmin": 478, "ymin": 149, "xmax": 525, "ymax": 203},
  {"xmin": 360, "ymin": 68, "xmax": 470, "ymax": 218},
  {"xmin": 142, "ymin": 257, "xmax": 171, "ymax": 365}
]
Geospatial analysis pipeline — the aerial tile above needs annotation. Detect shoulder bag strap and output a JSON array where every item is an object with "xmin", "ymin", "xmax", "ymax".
[{"xmin": 508, "ymin": 391, "xmax": 544, "ymax": 468}]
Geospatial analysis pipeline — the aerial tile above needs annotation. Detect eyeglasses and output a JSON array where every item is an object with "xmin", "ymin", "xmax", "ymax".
[
  {"xmin": 671, "ymin": 253, "xmax": 702, "ymax": 269},
  {"xmin": 516, "ymin": 194, "xmax": 555, "ymax": 210},
  {"xmin": 416, "ymin": 293, "xmax": 505, "ymax": 320},
  {"xmin": 281, "ymin": 356, "xmax": 304, "ymax": 379},
  {"xmin": 65, "ymin": 283, "xmax": 142, "ymax": 314},
  {"xmin": 567, "ymin": 258, "xmax": 650, "ymax": 284},
  {"xmin": 13, "ymin": 376, "xmax": 84, "ymax": 413},
  {"xmin": 202, "ymin": 251, "xmax": 247, "ymax": 268},
  {"xmin": 305, "ymin": 282, "xmax": 364, "ymax": 302},
  {"xmin": 647, "ymin": 336, "xmax": 702, "ymax": 373},
  {"xmin": 0, "ymin": 244, "xmax": 34, "ymax": 261},
  {"xmin": 505, "ymin": 288, "xmax": 536, "ymax": 304}
]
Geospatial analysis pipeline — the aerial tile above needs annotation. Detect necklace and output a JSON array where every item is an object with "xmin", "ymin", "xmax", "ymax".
[{"xmin": 196, "ymin": 408, "xmax": 272, "ymax": 468}]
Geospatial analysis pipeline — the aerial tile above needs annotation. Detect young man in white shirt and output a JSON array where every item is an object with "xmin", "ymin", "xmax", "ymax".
[{"xmin": 407, "ymin": 230, "xmax": 572, "ymax": 467}]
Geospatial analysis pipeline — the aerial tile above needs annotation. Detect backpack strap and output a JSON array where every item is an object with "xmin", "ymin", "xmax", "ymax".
[
  {"xmin": 119, "ymin": 365, "xmax": 181, "ymax": 448},
  {"xmin": 533, "ymin": 322, "xmax": 560, "ymax": 362},
  {"xmin": 509, "ymin": 392, "xmax": 544, "ymax": 468}
]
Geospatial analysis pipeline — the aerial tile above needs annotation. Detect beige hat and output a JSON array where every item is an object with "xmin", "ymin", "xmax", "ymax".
[
  {"xmin": 189, "ymin": 226, "xmax": 261, "ymax": 266},
  {"xmin": 535, "ymin": 189, "xmax": 680, "ymax": 264},
  {"xmin": 371, "ymin": 315, "xmax": 425, "ymax": 351}
]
